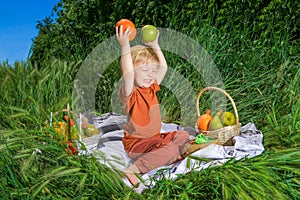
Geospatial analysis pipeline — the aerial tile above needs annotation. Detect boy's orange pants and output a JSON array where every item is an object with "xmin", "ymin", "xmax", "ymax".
[{"xmin": 127, "ymin": 130, "xmax": 189, "ymax": 174}]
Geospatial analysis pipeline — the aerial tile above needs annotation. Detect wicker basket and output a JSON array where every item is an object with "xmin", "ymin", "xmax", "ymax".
[{"xmin": 196, "ymin": 86, "xmax": 241, "ymax": 146}]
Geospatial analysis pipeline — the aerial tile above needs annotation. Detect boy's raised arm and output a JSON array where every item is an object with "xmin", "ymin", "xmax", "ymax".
[
  {"xmin": 116, "ymin": 25, "xmax": 134, "ymax": 97},
  {"xmin": 145, "ymin": 30, "xmax": 168, "ymax": 85}
]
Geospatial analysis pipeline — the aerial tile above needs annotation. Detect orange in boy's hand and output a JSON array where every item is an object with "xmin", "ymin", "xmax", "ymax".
[{"xmin": 116, "ymin": 19, "xmax": 136, "ymax": 41}]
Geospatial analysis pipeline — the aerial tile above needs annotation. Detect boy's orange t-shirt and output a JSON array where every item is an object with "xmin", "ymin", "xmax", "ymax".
[{"xmin": 119, "ymin": 82, "xmax": 162, "ymax": 152}]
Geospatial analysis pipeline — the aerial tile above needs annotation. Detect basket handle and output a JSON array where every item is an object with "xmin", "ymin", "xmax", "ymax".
[{"xmin": 196, "ymin": 86, "xmax": 239, "ymax": 125}]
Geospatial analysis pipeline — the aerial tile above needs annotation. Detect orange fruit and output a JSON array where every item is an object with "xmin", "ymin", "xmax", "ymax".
[
  {"xmin": 116, "ymin": 19, "xmax": 136, "ymax": 41},
  {"xmin": 197, "ymin": 109, "xmax": 212, "ymax": 131}
]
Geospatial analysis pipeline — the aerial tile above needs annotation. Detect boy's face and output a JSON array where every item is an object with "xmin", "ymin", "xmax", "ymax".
[{"xmin": 134, "ymin": 60, "xmax": 158, "ymax": 88}]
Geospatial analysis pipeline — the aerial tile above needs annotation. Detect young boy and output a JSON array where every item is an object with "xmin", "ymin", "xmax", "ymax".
[{"xmin": 116, "ymin": 25, "xmax": 190, "ymax": 186}]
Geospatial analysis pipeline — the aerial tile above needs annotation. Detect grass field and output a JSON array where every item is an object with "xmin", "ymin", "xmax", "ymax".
[{"xmin": 0, "ymin": 17, "xmax": 299, "ymax": 199}]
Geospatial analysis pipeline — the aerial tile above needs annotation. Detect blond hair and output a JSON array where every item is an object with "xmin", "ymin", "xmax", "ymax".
[{"xmin": 130, "ymin": 45, "xmax": 159, "ymax": 67}]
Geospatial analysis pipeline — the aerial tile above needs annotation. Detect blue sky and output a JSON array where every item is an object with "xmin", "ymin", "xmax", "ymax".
[{"xmin": 0, "ymin": 0, "xmax": 59, "ymax": 64}]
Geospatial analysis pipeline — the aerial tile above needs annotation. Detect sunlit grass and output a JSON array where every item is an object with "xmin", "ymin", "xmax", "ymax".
[{"xmin": 0, "ymin": 12, "xmax": 299, "ymax": 199}]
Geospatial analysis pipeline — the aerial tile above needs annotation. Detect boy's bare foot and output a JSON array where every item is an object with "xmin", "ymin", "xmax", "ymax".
[
  {"xmin": 122, "ymin": 164, "xmax": 141, "ymax": 186},
  {"xmin": 123, "ymin": 171, "xmax": 140, "ymax": 186}
]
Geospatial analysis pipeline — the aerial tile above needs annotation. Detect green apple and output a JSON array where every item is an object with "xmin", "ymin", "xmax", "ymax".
[
  {"xmin": 85, "ymin": 124, "xmax": 99, "ymax": 136},
  {"xmin": 220, "ymin": 111, "xmax": 236, "ymax": 126},
  {"xmin": 141, "ymin": 25, "xmax": 158, "ymax": 42}
]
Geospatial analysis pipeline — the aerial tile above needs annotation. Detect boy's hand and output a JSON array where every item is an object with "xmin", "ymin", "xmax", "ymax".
[{"xmin": 116, "ymin": 25, "xmax": 132, "ymax": 47}]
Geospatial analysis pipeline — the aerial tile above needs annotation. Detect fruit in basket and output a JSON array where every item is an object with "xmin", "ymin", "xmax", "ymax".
[
  {"xmin": 220, "ymin": 111, "xmax": 236, "ymax": 126},
  {"xmin": 141, "ymin": 25, "xmax": 158, "ymax": 42},
  {"xmin": 116, "ymin": 19, "xmax": 136, "ymax": 41},
  {"xmin": 208, "ymin": 110, "xmax": 224, "ymax": 131},
  {"xmin": 197, "ymin": 109, "xmax": 212, "ymax": 131},
  {"xmin": 85, "ymin": 124, "xmax": 100, "ymax": 136}
]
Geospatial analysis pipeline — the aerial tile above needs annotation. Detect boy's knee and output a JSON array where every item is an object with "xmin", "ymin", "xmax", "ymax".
[{"xmin": 176, "ymin": 130, "xmax": 190, "ymax": 141}]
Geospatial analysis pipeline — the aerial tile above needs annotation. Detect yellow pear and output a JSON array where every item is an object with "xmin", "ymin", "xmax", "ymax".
[{"xmin": 208, "ymin": 110, "xmax": 224, "ymax": 131}]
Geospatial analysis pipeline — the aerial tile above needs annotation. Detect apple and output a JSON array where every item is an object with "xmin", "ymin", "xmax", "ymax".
[
  {"xmin": 141, "ymin": 25, "xmax": 158, "ymax": 42},
  {"xmin": 85, "ymin": 124, "xmax": 99, "ymax": 136},
  {"xmin": 220, "ymin": 111, "xmax": 236, "ymax": 126}
]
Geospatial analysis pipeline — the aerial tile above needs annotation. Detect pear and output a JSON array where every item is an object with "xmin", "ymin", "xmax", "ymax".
[
  {"xmin": 220, "ymin": 111, "xmax": 236, "ymax": 126},
  {"xmin": 208, "ymin": 110, "xmax": 224, "ymax": 131}
]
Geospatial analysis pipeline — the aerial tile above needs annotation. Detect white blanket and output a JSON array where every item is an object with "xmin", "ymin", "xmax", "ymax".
[{"xmin": 81, "ymin": 113, "xmax": 264, "ymax": 193}]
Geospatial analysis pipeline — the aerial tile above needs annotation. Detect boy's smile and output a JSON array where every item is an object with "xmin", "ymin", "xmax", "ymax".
[{"xmin": 134, "ymin": 61, "xmax": 158, "ymax": 88}]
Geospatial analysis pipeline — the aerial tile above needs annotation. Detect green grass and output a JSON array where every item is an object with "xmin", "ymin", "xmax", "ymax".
[{"xmin": 1, "ymin": 15, "xmax": 300, "ymax": 199}]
